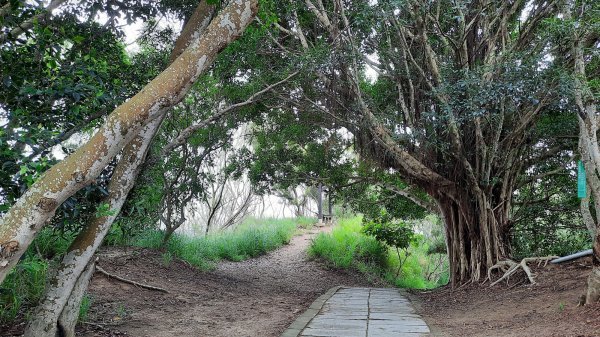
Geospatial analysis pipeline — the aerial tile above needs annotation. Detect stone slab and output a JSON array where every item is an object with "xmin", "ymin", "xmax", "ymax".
[{"xmin": 280, "ymin": 287, "xmax": 430, "ymax": 337}]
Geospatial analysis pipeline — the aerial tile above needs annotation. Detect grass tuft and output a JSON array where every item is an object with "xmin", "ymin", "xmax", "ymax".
[
  {"xmin": 0, "ymin": 256, "xmax": 48, "ymax": 323},
  {"xmin": 78, "ymin": 294, "xmax": 93, "ymax": 322}
]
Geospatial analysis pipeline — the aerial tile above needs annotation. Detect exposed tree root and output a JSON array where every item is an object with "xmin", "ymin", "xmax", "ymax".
[
  {"xmin": 96, "ymin": 265, "xmax": 169, "ymax": 293},
  {"xmin": 488, "ymin": 256, "xmax": 558, "ymax": 287}
]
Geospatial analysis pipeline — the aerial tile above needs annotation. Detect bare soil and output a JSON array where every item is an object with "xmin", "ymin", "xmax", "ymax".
[
  {"xmin": 3, "ymin": 225, "xmax": 599, "ymax": 337},
  {"xmin": 77, "ymin": 226, "xmax": 375, "ymax": 337},
  {"xmin": 413, "ymin": 257, "xmax": 600, "ymax": 337}
]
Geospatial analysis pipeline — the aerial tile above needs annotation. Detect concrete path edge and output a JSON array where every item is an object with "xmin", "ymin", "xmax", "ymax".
[{"xmin": 280, "ymin": 286, "xmax": 342, "ymax": 337}]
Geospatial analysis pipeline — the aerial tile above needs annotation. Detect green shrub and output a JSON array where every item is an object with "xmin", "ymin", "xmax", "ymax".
[
  {"xmin": 309, "ymin": 216, "xmax": 449, "ymax": 289},
  {"xmin": 512, "ymin": 227, "xmax": 590, "ymax": 259},
  {"xmin": 362, "ymin": 216, "xmax": 416, "ymax": 277}
]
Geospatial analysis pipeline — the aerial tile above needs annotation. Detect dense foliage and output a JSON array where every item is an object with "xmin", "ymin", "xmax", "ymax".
[{"xmin": 0, "ymin": 0, "xmax": 598, "ymax": 328}]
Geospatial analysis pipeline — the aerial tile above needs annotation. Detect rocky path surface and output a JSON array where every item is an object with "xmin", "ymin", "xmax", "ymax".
[{"xmin": 80, "ymin": 225, "xmax": 375, "ymax": 337}]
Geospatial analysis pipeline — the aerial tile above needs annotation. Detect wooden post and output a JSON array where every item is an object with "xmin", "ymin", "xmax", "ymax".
[
  {"xmin": 318, "ymin": 183, "xmax": 323, "ymax": 220},
  {"xmin": 328, "ymin": 190, "xmax": 333, "ymax": 216}
]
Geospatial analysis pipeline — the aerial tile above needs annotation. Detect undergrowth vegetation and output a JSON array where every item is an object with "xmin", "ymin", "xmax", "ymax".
[
  {"xmin": 133, "ymin": 217, "xmax": 316, "ymax": 270},
  {"xmin": 0, "ymin": 217, "xmax": 315, "ymax": 325},
  {"xmin": 0, "ymin": 229, "xmax": 73, "ymax": 323},
  {"xmin": 309, "ymin": 216, "xmax": 449, "ymax": 289}
]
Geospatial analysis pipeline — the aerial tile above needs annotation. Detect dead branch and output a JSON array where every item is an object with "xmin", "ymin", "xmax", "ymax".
[
  {"xmin": 488, "ymin": 256, "xmax": 558, "ymax": 287},
  {"xmin": 96, "ymin": 265, "xmax": 169, "ymax": 293}
]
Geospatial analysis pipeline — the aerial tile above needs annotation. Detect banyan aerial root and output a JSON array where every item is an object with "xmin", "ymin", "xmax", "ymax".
[{"xmin": 488, "ymin": 256, "xmax": 559, "ymax": 287}]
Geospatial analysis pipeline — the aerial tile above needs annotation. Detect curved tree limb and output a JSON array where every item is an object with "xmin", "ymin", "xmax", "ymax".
[
  {"xmin": 0, "ymin": 0, "xmax": 67, "ymax": 44},
  {"xmin": 0, "ymin": 0, "xmax": 259, "ymax": 284}
]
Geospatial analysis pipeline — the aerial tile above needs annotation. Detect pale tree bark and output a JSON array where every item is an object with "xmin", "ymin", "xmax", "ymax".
[
  {"xmin": 579, "ymin": 136, "xmax": 599, "ymax": 239},
  {"xmin": 21, "ymin": 1, "xmax": 259, "ymax": 334},
  {"xmin": 568, "ymin": 2, "xmax": 600, "ymax": 304},
  {"xmin": 579, "ymin": 116, "xmax": 600, "ymax": 305},
  {"xmin": 0, "ymin": 0, "xmax": 258, "ymax": 284},
  {"xmin": 23, "ymin": 119, "xmax": 162, "ymax": 337},
  {"xmin": 56, "ymin": 261, "xmax": 95, "ymax": 337}
]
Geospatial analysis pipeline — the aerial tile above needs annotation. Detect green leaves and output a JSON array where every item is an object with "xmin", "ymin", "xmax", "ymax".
[
  {"xmin": 94, "ymin": 203, "xmax": 117, "ymax": 219},
  {"xmin": 362, "ymin": 215, "xmax": 415, "ymax": 251}
]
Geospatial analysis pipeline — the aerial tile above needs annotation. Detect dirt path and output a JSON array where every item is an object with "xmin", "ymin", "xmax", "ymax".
[
  {"xmin": 80, "ymin": 226, "xmax": 374, "ymax": 337},
  {"xmin": 412, "ymin": 257, "xmax": 600, "ymax": 337}
]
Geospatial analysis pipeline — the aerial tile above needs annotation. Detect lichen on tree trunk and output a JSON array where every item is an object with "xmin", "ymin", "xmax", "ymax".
[
  {"xmin": 23, "ymin": 118, "xmax": 162, "ymax": 337},
  {"xmin": 18, "ymin": 0, "xmax": 258, "ymax": 335},
  {"xmin": 0, "ymin": 0, "xmax": 259, "ymax": 284}
]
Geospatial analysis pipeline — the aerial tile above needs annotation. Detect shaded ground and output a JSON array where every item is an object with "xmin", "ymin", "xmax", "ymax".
[
  {"xmin": 3, "ymin": 226, "xmax": 598, "ymax": 337},
  {"xmin": 413, "ymin": 257, "xmax": 600, "ymax": 337},
  {"xmin": 77, "ymin": 225, "xmax": 375, "ymax": 337}
]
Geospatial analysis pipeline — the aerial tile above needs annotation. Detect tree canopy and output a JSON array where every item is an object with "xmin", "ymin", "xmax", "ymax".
[{"xmin": 0, "ymin": 1, "xmax": 599, "ymax": 329}]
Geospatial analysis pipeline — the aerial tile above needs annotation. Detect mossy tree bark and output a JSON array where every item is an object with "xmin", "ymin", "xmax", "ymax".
[
  {"xmin": 0, "ymin": 0, "xmax": 258, "ymax": 284},
  {"xmin": 21, "ymin": 1, "xmax": 259, "ymax": 335}
]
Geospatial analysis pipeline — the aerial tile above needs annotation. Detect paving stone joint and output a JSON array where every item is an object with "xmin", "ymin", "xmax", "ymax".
[{"xmin": 281, "ymin": 287, "xmax": 431, "ymax": 337}]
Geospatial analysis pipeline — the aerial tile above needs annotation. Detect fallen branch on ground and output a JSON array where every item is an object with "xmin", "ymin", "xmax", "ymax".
[
  {"xmin": 82, "ymin": 321, "xmax": 124, "ymax": 328},
  {"xmin": 96, "ymin": 265, "xmax": 169, "ymax": 293},
  {"xmin": 488, "ymin": 256, "xmax": 558, "ymax": 287}
]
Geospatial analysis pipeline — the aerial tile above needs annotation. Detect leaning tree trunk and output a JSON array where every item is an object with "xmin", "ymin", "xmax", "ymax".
[
  {"xmin": 56, "ymin": 261, "xmax": 95, "ymax": 337},
  {"xmin": 23, "ymin": 119, "xmax": 161, "ymax": 337},
  {"xmin": 22, "ymin": 1, "xmax": 259, "ymax": 334},
  {"xmin": 0, "ymin": 0, "xmax": 258, "ymax": 284}
]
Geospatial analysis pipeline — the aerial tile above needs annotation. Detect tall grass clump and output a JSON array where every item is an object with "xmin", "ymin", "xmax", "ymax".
[
  {"xmin": 0, "ymin": 256, "xmax": 48, "ymax": 323},
  {"xmin": 78, "ymin": 294, "xmax": 93, "ymax": 322},
  {"xmin": 309, "ymin": 216, "xmax": 449, "ymax": 289},
  {"xmin": 133, "ymin": 217, "xmax": 315, "ymax": 269}
]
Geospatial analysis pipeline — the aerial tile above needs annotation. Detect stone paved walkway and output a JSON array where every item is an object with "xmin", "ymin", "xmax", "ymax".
[{"xmin": 282, "ymin": 287, "xmax": 430, "ymax": 337}]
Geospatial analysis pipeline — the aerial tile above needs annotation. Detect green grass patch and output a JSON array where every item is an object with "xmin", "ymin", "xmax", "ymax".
[
  {"xmin": 0, "ymin": 256, "xmax": 48, "ymax": 323},
  {"xmin": 0, "ymin": 228, "xmax": 76, "ymax": 324},
  {"xmin": 133, "ymin": 217, "xmax": 317, "ymax": 269},
  {"xmin": 309, "ymin": 216, "xmax": 448, "ymax": 289},
  {"xmin": 309, "ymin": 217, "xmax": 388, "ymax": 269},
  {"xmin": 78, "ymin": 294, "xmax": 93, "ymax": 322}
]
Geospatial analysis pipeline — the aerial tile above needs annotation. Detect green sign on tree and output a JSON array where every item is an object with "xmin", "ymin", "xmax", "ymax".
[{"xmin": 578, "ymin": 160, "xmax": 587, "ymax": 198}]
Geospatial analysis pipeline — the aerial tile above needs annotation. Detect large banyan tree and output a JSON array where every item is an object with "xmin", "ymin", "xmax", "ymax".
[{"xmin": 257, "ymin": 0, "xmax": 573, "ymax": 286}]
